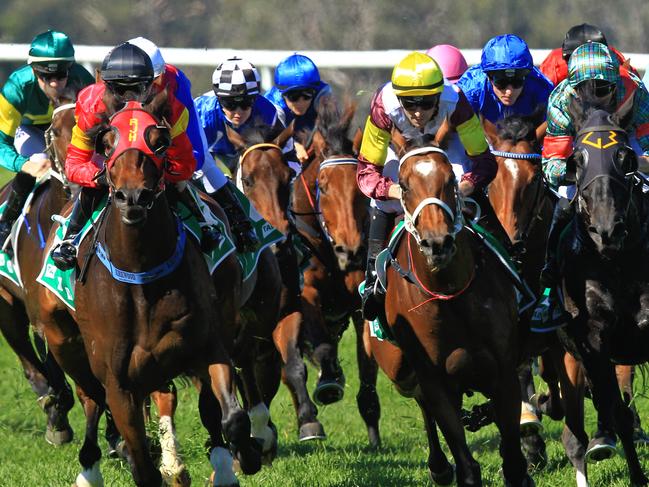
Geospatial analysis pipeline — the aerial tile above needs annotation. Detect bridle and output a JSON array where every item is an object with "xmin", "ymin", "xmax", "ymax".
[
  {"xmin": 399, "ymin": 147, "xmax": 464, "ymax": 246},
  {"xmin": 44, "ymin": 102, "xmax": 76, "ymax": 190}
]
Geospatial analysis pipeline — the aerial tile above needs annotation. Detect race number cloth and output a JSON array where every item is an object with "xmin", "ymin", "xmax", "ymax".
[{"xmin": 37, "ymin": 186, "xmax": 283, "ymax": 311}]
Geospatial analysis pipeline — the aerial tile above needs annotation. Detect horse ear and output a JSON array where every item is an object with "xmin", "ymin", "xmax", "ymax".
[
  {"xmin": 391, "ymin": 127, "xmax": 407, "ymax": 157},
  {"xmin": 273, "ymin": 120, "xmax": 294, "ymax": 148},
  {"xmin": 95, "ymin": 68, "xmax": 102, "ymax": 83},
  {"xmin": 224, "ymin": 124, "xmax": 246, "ymax": 152},
  {"xmin": 482, "ymin": 118, "xmax": 498, "ymax": 147},
  {"xmin": 352, "ymin": 127, "xmax": 363, "ymax": 156}
]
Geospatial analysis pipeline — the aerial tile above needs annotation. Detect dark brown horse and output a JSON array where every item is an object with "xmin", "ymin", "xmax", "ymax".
[
  {"xmin": 290, "ymin": 100, "xmax": 380, "ymax": 446},
  {"xmin": 370, "ymin": 136, "xmax": 532, "ymax": 486},
  {"xmin": 37, "ymin": 93, "xmax": 262, "ymax": 487},
  {"xmin": 555, "ymin": 97, "xmax": 649, "ymax": 487},
  {"xmin": 226, "ymin": 122, "xmax": 326, "ymax": 441},
  {"xmin": 0, "ymin": 93, "xmax": 79, "ymax": 446}
]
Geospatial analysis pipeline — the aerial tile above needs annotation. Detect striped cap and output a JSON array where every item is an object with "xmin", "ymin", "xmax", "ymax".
[{"xmin": 212, "ymin": 57, "xmax": 261, "ymax": 97}]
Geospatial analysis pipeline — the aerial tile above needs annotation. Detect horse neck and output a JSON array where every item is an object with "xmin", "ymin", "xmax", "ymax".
[
  {"xmin": 104, "ymin": 195, "xmax": 178, "ymax": 272},
  {"xmin": 404, "ymin": 229, "xmax": 475, "ymax": 293}
]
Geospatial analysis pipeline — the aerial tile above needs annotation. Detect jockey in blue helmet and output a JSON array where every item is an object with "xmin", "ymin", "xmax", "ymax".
[
  {"xmin": 458, "ymin": 34, "xmax": 553, "ymax": 136},
  {"xmin": 264, "ymin": 53, "xmax": 332, "ymax": 161}
]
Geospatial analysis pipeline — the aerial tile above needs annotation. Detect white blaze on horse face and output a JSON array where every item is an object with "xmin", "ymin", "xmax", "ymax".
[
  {"xmin": 504, "ymin": 158, "xmax": 519, "ymax": 184},
  {"xmin": 415, "ymin": 159, "xmax": 438, "ymax": 177}
]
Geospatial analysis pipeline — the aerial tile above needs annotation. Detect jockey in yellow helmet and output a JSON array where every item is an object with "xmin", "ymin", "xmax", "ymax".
[{"xmin": 358, "ymin": 51, "xmax": 502, "ymax": 321}]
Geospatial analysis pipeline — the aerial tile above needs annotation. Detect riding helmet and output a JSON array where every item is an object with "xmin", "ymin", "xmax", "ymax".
[
  {"xmin": 128, "ymin": 36, "xmax": 166, "ymax": 78},
  {"xmin": 391, "ymin": 51, "xmax": 444, "ymax": 97},
  {"xmin": 562, "ymin": 23, "xmax": 607, "ymax": 61},
  {"xmin": 212, "ymin": 57, "xmax": 261, "ymax": 97},
  {"xmin": 28, "ymin": 30, "xmax": 75, "ymax": 73},
  {"xmin": 480, "ymin": 34, "xmax": 534, "ymax": 73},
  {"xmin": 100, "ymin": 42, "xmax": 154, "ymax": 84},
  {"xmin": 426, "ymin": 44, "xmax": 468, "ymax": 83},
  {"xmin": 274, "ymin": 53, "xmax": 321, "ymax": 93}
]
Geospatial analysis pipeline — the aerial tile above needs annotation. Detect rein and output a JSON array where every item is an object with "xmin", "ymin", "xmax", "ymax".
[
  {"xmin": 239, "ymin": 143, "xmax": 282, "ymax": 166},
  {"xmin": 44, "ymin": 102, "xmax": 76, "ymax": 191},
  {"xmin": 491, "ymin": 150, "xmax": 542, "ymax": 160}
]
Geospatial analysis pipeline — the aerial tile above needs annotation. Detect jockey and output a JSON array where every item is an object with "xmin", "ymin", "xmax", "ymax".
[
  {"xmin": 49, "ymin": 42, "xmax": 211, "ymax": 269},
  {"xmin": 540, "ymin": 42, "xmax": 649, "ymax": 287},
  {"xmin": 0, "ymin": 30, "xmax": 94, "ymax": 250},
  {"xmin": 457, "ymin": 34, "xmax": 553, "ymax": 141},
  {"xmin": 128, "ymin": 40, "xmax": 258, "ymax": 252},
  {"xmin": 539, "ymin": 23, "xmax": 638, "ymax": 86},
  {"xmin": 426, "ymin": 44, "xmax": 468, "ymax": 84},
  {"xmin": 264, "ymin": 53, "xmax": 332, "ymax": 162},
  {"xmin": 194, "ymin": 57, "xmax": 286, "ymax": 177},
  {"xmin": 358, "ymin": 51, "xmax": 502, "ymax": 321}
]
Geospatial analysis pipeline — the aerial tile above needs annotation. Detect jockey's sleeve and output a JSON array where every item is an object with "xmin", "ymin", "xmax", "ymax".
[
  {"xmin": 630, "ymin": 82, "xmax": 649, "ymax": 154},
  {"xmin": 0, "ymin": 84, "xmax": 28, "ymax": 172},
  {"xmin": 357, "ymin": 89, "xmax": 396, "ymax": 200},
  {"xmin": 66, "ymin": 123, "xmax": 100, "ymax": 188},
  {"xmin": 542, "ymin": 93, "xmax": 575, "ymax": 187},
  {"xmin": 449, "ymin": 90, "xmax": 496, "ymax": 189},
  {"xmin": 173, "ymin": 69, "xmax": 207, "ymax": 170},
  {"xmin": 164, "ymin": 127, "xmax": 197, "ymax": 183}
]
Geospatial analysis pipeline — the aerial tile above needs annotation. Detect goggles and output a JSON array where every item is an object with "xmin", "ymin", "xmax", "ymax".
[
  {"xmin": 283, "ymin": 89, "xmax": 315, "ymax": 102},
  {"xmin": 489, "ymin": 69, "xmax": 529, "ymax": 90},
  {"xmin": 219, "ymin": 95, "xmax": 256, "ymax": 111},
  {"xmin": 398, "ymin": 94, "xmax": 440, "ymax": 111},
  {"xmin": 34, "ymin": 69, "xmax": 69, "ymax": 81}
]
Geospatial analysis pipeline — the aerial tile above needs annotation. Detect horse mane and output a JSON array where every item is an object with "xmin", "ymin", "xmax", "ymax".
[
  {"xmin": 239, "ymin": 119, "xmax": 284, "ymax": 145},
  {"xmin": 496, "ymin": 115, "xmax": 537, "ymax": 144},
  {"xmin": 315, "ymin": 98, "xmax": 356, "ymax": 155},
  {"xmin": 403, "ymin": 133, "xmax": 439, "ymax": 152}
]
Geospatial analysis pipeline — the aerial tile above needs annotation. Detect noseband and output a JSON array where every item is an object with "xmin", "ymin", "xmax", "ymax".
[{"xmin": 399, "ymin": 147, "xmax": 464, "ymax": 246}]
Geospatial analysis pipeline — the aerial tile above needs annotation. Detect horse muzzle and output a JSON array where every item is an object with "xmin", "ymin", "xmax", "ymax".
[
  {"xmin": 113, "ymin": 188, "xmax": 156, "ymax": 226},
  {"xmin": 418, "ymin": 234, "xmax": 457, "ymax": 270},
  {"xmin": 588, "ymin": 219, "xmax": 628, "ymax": 258},
  {"xmin": 333, "ymin": 243, "xmax": 366, "ymax": 272}
]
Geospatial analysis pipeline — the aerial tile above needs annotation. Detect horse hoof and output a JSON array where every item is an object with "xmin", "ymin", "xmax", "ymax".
[
  {"xmin": 73, "ymin": 462, "xmax": 103, "ymax": 487},
  {"xmin": 585, "ymin": 435, "xmax": 616, "ymax": 463},
  {"xmin": 429, "ymin": 463, "xmax": 455, "ymax": 486},
  {"xmin": 521, "ymin": 433, "xmax": 547, "ymax": 472},
  {"xmin": 299, "ymin": 422, "xmax": 326, "ymax": 441},
  {"xmin": 261, "ymin": 422, "xmax": 278, "ymax": 466},
  {"xmin": 505, "ymin": 474, "xmax": 535, "ymax": 487},
  {"xmin": 313, "ymin": 380, "xmax": 344, "ymax": 406},
  {"xmin": 161, "ymin": 465, "xmax": 191, "ymax": 487},
  {"xmin": 520, "ymin": 407, "xmax": 543, "ymax": 437},
  {"xmin": 367, "ymin": 426, "xmax": 381, "ymax": 449},
  {"xmin": 45, "ymin": 424, "xmax": 74, "ymax": 446},
  {"xmin": 234, "ymin": 438, "xmax": 262, "ymax": 475}
]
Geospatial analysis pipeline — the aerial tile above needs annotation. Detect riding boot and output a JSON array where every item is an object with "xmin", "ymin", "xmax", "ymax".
[
  {"xmin": 539, "ymin": 198, "xmax": 573, "ymax": 290},
  {"xmin": 0, "ymin": 172, "xmax": 36, "ymax": 254},
  {"xmin": 50, "ymin": 186, "xmax": 104, "ymax": 270},
  {"xmin": 166, "ymin": 183, "xmax": 222, "ymax": 253},
  {"xmin": 361, "ymin": 207, "xmax": 393, "ymax": 321},
  {"xmin": 211, "ymin": 181, "xmax": 259, "ymax": 253}
]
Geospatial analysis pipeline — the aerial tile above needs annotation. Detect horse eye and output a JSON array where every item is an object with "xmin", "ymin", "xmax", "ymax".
[
  {"xmin": 400, "ymin": 182, "xmax": 409, "ymax": 193},
  {"xmin": 241, "ymin": 176, "xmax": 253, "ymax": 189}
]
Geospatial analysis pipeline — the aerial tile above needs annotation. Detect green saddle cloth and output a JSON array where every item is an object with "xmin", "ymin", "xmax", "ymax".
[{"xmin": 36, "ymin": 186, "xmax": 283, "ymax": 311}]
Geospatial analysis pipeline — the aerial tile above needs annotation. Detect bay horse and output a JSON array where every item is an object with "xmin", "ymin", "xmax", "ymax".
[
  {"xmin": 555, "ymin": 95, "xmax": 649, "ymax": 487},
  {"xmin": 290, "ymin": 100, "xmax": 380, "ymax": 446},
  {"xmin": 0, "ymin": 91, "xmax": 79, "ymax": 446},
  {"xmin": 37, "ymin": 92, "xmax": 262, "ymax": 487},
  {"xmin": 226, "ymin": 122, "xmax": 326, "ymax": 441},
  {"xmin": 369, "ymin": 135, "xmax": 532, "ymax": 486}
]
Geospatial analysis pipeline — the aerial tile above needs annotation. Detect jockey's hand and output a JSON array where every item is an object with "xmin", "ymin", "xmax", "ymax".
[
  {"xmin": 459, "ymin": 180, "xmax": 475, "ymax": 197},
  {"xmin": 295, "ymin": 142, "xmax": 309, "ymax": 163},
  {"xmin": 21, "ymin": 155, "xmax": 51, "ymax": 178},
  {"xmin": 388, "ymin": 183, "xmax": 402, "ymax": 200}
]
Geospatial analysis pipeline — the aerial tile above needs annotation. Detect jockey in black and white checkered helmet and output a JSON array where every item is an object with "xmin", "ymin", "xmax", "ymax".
[{"xmin": 213, "ymin": 57, "xmax": 261, "ymax": 98}]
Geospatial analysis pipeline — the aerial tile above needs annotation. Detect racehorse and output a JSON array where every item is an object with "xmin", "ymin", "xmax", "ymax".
[
  {"xmin": 555, "ymin": 95, "xmax": 649, "ymax": 487},
  {"xmin": 290, "ymin": 100, "xmax": 380, "ymax": 446},
  {"xmin": 37, "ymin": 91, "xmax": 262, "ymax": 487},
  {"xmin": 225, "ymin": 123, "xmax": 326, "ymax": 440},
  {"xmin": 370, "ymin": 134, "xmax": 532, "ymax": 486},
  {"xmin": 0, "ymin": 90, "xmax": 79, "ymax": 446}
]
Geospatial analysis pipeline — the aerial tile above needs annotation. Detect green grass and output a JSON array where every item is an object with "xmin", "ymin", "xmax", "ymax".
[{"xmin": 0, "ymin": 328, "xmax": 648, "ymax": 486}]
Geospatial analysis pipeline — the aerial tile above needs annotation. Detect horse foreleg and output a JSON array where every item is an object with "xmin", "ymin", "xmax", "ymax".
[
  {"xmin": 491, "ymin": 368, "xmax": 530, "ymax": 487},
  {"xmin": 415, "ymin": 394, "xmax": 454, "ymax": 485},
  {"xmin": 538, "ymin": 349, "xmax": 565, "ymax": 420},
  {"xmin": 517, "ymin": 360, "xmax": 546, "ymax": 471},
  {"xmin": 73, "ymin": 385, "xmax": 104, "ymax": 487},
  {"xmin": 151, "ymin": 386, "xmax": 191, "ymax": 487},
  {"xmin": 105, "ymin": 383, "xmax": 160, "ymax": 487},
  {"xmin": 272, "ymin": 311, "xmax": 324, "ymax": 441},
  {"xmin": 616, "ymin": 365, "xmax": 649, "ymax": 444},
  {"xmin": 354, "ymin": 314, "xmax": 381, "ymax": 448}
]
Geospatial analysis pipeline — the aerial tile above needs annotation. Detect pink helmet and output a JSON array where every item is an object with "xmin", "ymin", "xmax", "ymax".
[{"xmin": 425, "ymin": 44, "xmax": 468, "ymax": 84}]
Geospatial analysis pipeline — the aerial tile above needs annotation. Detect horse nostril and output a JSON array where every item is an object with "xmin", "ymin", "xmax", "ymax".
[
  {"xmin": 114, "ymin": 190, "xmax": 127, "ymax": 204},
  {"xmin": 588, "ymin": 225, "xmax": 598, "ymax": 235},
  {"xmin": 419, "ymin": 239, "xmax": 432, "ymax": 248},
  {"xmin": 334, "ymin": 245, "xmax": 345, "ymax": 254},
  {"xmin": 611, "ymin": 221, "xmax": 627, "ymax": 239}
]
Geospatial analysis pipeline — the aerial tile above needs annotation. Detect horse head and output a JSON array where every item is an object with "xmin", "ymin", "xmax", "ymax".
[
  {"xmin": 396, "ymin": 134, "xmax": 463, "ymax": 270},
  {"xmin": 568, "ymin": 95, "xmax": 638, "ymax": 257},
  {"xmin": 299, "ymin": 98, "xmax": 368, "ymax": 271},
  {"xmin": 489, "ymin": 114, "xmax": 545, "ymax": 253},
  {"xmin": 98, "ymin": 90, "xmax": 171, "ymax": 226},
  {"xmin": 226, "ymin": 121, "xmax": 294, "ymax": 233}
]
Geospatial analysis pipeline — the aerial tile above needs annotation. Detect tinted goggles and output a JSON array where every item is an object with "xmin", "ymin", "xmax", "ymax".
[
  {"xmin": 283, "ymin": 89, "xmax": 315, "ymax": 102},
  {"xmin": 398, "ymin": 94, "xmax": 440, "ymax": 111},
  {"xmin": 219, "ymin": 96, "xmax": 255, "ymax": 111},
  {"xmin": 35, "ymin": 70, "xmax": 69, "ymax": 81},
  {"xmin": 490, "ymin": 74, "xmax": 526, "ymax": 90},
  {"xmin": 106, "ymin": 81, "xmax": 150, "ymax": 99},
  {"xmin": 593, "ymin": 80, "xmax": 617, "ymax": 98}
]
